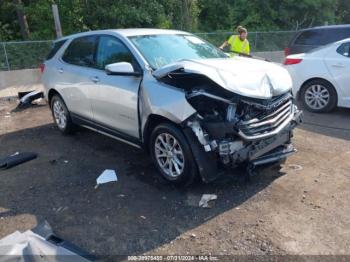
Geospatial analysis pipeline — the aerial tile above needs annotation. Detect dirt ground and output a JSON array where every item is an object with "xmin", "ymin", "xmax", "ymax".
[{"xmin": 0, "ymin": 98, "xmax": 349, "ymax": 260}]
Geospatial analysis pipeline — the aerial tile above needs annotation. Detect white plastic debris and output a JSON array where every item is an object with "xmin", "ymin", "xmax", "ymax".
[
  {"xmin": 199, "ymin": 194, "xmax": 217, "ymax": 208},
  {"xmin": 95, "ymin": 169, "xmax": 118, "ymax": 188}
]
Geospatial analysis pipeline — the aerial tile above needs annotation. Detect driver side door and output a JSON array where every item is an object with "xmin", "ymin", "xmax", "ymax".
[{"xmin": 89, "ymin": 35, "xmax": 142, "ymax": 139}]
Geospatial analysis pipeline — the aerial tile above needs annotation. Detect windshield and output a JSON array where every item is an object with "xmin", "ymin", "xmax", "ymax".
[{"xmin": 129, "ymin": 34, "xmax": 228, "ymax": 69}]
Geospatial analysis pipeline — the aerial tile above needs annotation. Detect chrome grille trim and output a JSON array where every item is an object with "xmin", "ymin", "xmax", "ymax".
[{"xmin": 238, "ymin": 98, "xmax": 294, "ymax": 141}]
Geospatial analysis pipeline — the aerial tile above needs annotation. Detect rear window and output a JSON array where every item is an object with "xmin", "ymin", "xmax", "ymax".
[
  {"xmin": 62, "ymin": 36, "xmax": 97, "ymax": 67},
  {"xmin": 323, "ymin": 28, "xmax": 350, "ymax": 44},
  {"xmin": 46, "ymin": 39, "xmax": 67, "ymax": 60},
  {"xmin": 294, "ymin": 30, "xmax": 324, "ymax": 45}
]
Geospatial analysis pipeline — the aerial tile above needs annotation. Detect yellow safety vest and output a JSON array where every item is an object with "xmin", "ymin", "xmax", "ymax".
[{"xmin": 227, "ymin": 35, "xmax": 250, "ymax": 57}]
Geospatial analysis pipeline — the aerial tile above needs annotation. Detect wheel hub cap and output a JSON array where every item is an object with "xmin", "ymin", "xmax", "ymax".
[
  {"xmin": 154, "ymin": 133, "xmax": 185, "ymax": 178},
  {"xmin": 53, "ymin": 101, "xmax": 67, "ymax": 129},
  {"xmin": 305, "ymin": 84, "xmax": 330, "ymax": 110}
]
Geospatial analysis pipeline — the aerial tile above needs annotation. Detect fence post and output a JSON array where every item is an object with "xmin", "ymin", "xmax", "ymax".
[
  {"xmin": 2, "ymin": 43, "xmax": 10, "ymax": 71},
  {"xmin": 254, "ymin": 32, "xmax": 258, "ymax": 52}
]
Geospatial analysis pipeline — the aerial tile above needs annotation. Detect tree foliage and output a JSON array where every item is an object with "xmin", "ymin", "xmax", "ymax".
[{"xmin": 0, "ymin": 0, "xmax": 349, "ymax": 41}]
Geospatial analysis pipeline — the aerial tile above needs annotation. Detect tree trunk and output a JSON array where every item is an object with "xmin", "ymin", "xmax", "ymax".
[{"xmin": 13, "ymin": 0, "xmax": 30, "ymax": 40}]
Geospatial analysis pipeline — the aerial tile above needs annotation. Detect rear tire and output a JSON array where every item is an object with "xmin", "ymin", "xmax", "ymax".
[
  {"xmin": 50, "ymin": 95, "xmax": 75, "ymax": 135},
  {"xmin": 300, "ymin": 79, "xmax": 337, "ymax": 113},
  {"xmin": 150, "ymin": 123, "xmax": 198, "ymax": 186}
]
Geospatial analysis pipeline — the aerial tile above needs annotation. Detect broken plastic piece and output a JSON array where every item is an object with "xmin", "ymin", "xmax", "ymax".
[
  {"xmin": 95, "ymin": 169, "xmax": 118, "ymax": 187},
  {"xmin": 17, "ymin": 90, "xmax": 44, "ymax": 108},
  {"xmin": 0, "ymin": 152, "xmax": 37, "ymax": 170},
  {"xmin": 199, "ymin": 194, "xmax": 217, "ymax": 208}
]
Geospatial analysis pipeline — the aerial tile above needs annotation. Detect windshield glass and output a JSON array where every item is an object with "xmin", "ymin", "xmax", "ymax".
[{"xmin": 129, "ymin": 34, "xmax": 228, "ymax": 69}]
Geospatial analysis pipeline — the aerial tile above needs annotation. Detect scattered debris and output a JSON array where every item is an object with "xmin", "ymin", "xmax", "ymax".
[
  {"xmin": 288, "ymin": 164, "xmax": 303, "ymax": 171},
  {"xmin": 199, "ymin": 194, "xmax": 218, "ymax": 208},
  {"xmin": 0, "ymin": 152, "xmax": 37, "ymax": 170},
  {"xmin": 17, "ymin": 90, "xmax": 44, "ymax": 108},
  {"xmin": 95, "ymin": 169, "xmax": 118, "ymax": 189},
  {"xmin": 0, "ymin": 221, "xmax": 93, "ymax": 261}
]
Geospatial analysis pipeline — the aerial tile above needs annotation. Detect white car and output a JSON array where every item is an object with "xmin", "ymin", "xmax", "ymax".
[{"xmin": 284, "ymin": 38, "xmax": 350, "ymax": 112}]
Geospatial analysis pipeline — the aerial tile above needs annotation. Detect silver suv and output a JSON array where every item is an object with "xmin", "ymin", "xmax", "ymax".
[{"xmin": 42, "ymin": 29, "xmax": 302, "ymax": 185}]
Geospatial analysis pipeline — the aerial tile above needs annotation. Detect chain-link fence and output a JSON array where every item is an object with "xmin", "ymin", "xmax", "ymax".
[
  {"xmin": 0, "ymin": 31, "xmax": 296, "ymax": 71},
  {"xmin": 0, "ymin": 40, "xmax": 52, "ymax": 71},
  {"xmin": 197, "ymin": 30, "xmax": 296, "ymax": 52}
]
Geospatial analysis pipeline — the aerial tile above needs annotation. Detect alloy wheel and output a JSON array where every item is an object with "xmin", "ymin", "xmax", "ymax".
[
  {"xmin": 304, "ymin": 84, "xmax": 330, "ymax": 110},
  {"xmin": 154, "ymin": 133, "xmax": 185, "ymax": 178},
  {"xmin": 53, "ymin": 100, "xmax": 67, "ymax": 130}
]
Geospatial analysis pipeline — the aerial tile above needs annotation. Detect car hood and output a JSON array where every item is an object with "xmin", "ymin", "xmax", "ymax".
[{"xmin": 153, "ymin": 57, "xmax": 292, "ymax": 99}]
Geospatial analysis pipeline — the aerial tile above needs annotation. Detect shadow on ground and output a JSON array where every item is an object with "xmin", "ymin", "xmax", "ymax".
[
  {"xmin": 0, "ymin": 123, "xmax": 285, "ymax": 258},
  {"xmin": 297, "ymin": 103, "xmax": 350, "ymax": 141}
]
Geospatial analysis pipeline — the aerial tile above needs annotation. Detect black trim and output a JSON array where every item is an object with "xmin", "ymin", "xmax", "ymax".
[
  {"xmin": 106, "ymin": 70, "xmax": 142, "ymax": 77},
  {"xmin": 71, "ymin": 113, "xmax": 142, "ymax": 147}
]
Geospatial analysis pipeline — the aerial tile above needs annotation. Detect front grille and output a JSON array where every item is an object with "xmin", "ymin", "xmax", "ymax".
[{"xmin": 238, "ymin": 96, "xmax": 294, "ymax": 140}]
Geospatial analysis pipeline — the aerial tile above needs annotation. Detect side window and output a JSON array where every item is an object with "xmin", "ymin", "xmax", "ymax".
[
  {"xmin": 46, "ymin": 39, "xmax": 67, "ymax": 60},
  {"xmin": 324, "ymin": 28, "xmax": 350, "ymax": 44},
  {"xmin": 295, "ymin": 30, "xmax": 324, "ymax": 45},
  {"xmin": 62, "ymin": 36, "xmax": 97, "ymax": 67},
  {"xmin": 336, "ymin": 43, "xmax": 350, "ymax": 57},
  {"xmin": 96, "ymin": 36, "xmax": 134, "ymax": 70}
]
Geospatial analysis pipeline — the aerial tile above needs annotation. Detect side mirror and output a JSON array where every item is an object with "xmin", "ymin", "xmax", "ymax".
[{"xmin": 105, "ymin": 62, "xmax": 141, "ymax": 76}]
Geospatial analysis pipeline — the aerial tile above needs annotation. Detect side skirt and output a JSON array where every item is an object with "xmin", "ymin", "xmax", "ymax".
[{"xmin": 71, "ymin": 113, "xmax": 142, "ymax": 149}]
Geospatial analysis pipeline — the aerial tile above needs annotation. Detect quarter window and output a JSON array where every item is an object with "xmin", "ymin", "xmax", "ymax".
[
  {"xmin": 62, "ymin": 36, "xmax": 97, "ymax": 67},
  {"xmin": 47, "ymin": 39, "xmax": 67, "ymax": 60},
  {"xmin": 336, "ymin": 43, "xmax": 350, "ymax": 57},
  {"xmin": 96, "ymin": 36, "xmax": 134, "ymax": 70}
]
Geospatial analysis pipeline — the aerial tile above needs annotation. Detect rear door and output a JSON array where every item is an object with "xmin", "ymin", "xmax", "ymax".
[
  {"xmin": 324, "ymin": 42, "xmax": 350, "ymax": 106},
  {"xmin": 89, "ymin": 35, "xmax": 142, "ymax": 139},
  {"xmin": 58, "ymin": 35, "xmax": 98, "ymax": 120}
]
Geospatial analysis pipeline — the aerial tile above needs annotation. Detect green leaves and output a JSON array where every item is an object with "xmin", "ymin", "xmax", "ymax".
[{"xmin": 0, "ymin": 0, "xmax": 348, "ymax": 41}]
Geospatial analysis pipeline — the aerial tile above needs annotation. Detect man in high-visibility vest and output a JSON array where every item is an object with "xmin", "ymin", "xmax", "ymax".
[{"xmin": 219, "ymin": 26, "xmax": 250, "ymax": 57}]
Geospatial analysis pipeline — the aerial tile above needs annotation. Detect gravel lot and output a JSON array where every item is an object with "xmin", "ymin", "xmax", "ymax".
[{"xmin": 0, "ymin": 98, "xmax": 349, "ymax": 259}]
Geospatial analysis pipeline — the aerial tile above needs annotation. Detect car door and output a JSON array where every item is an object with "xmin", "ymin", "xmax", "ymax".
[
  {"xmin": 58, "ymin": 35, "xmax": 98, "ymax": 120},
  {"xmin": 324, "ymin": 42, "xmax": 350, "ymax": 106},
  {"xmin": 89, "ymin": 35, "xmax": 142, "ymax": 139}
]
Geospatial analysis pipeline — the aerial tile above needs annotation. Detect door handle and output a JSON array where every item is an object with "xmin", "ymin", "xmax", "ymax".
[
  {"xmin": 332, "ymin": 63, "xmax": 345, "ymax": 68},
  {"xmin": 58, "ymin": 68, "xmax": 63, "ymax": 73},
  {"xmin": 91, "ymin": 76, "xmax": 100, "ymax": 83}
]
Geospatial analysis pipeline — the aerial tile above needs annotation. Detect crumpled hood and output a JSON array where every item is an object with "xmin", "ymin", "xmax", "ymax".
[{"xmin": 153, "ymin": 57, "xmax": 292, "ymax": 99}]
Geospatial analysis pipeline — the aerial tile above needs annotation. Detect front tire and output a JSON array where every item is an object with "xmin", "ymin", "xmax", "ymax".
[
  {"xmin": 300, "ymin": 79, "xmax": 337, "ymax": 113},
  {"xmin": 150, "ymin": 123, "xmax": 198, "ymax": 186},
  {"xmin": 50, "ymin": 95, "xmax": 75, "ymax": 135}
]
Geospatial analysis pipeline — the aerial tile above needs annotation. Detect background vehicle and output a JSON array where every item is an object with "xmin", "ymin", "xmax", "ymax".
[
  {"xmin": 284, "ymin": 38, "xmax": 350, "ymax": 112},
  {"xmin": 285, "ymin": 24, "xmax": 350, "ymax": 56},
  {"xmin": 42, "ymin": 29, "xmax": 301, "ymax": 185}
]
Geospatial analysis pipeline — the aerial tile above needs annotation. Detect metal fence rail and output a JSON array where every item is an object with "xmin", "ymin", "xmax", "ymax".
[
  {"xmin": 0, "ymin": 31, "xmax": 296, "ymax": 71},
  {"xmin": 0, "ymin": 40, "xmax": 52, "ymax": 71}
]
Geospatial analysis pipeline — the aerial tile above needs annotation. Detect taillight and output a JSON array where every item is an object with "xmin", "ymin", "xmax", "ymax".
[
  {"xmin": 284, "ymin": 58, "xmax": 303, "ymax": 65},
  {"xmin": 284, "ymin": 47, "xmax": 290, "ymax": 57},
  {"xmin": 40, "ymin": 63, "xmax": 45, "ymax": 73}
]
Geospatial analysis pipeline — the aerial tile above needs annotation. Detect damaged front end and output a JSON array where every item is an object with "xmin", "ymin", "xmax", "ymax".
[
  {"xmin": 153, "ymin": 59, "xmax": 302, "ymax": 182},
  {"xmin": 184, "ymin": 90, "xmax": 302, "ymax": 181}
]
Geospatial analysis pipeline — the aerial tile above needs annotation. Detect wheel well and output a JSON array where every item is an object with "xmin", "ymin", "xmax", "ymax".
[
  {"xmin": 142, "ymin": 114, "xmax": 181, "ymax": 153},
  {"xmin": 48, "ymin": 89, "xmax": 61, "ymax": 106},
  {"xmin": 299, "ymin": 78, "xmax": 337, "ymax": 101}
]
